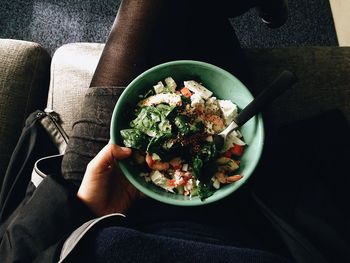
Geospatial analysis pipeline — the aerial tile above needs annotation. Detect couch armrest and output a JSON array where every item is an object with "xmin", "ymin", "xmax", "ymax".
[{"xmin": 0, "ymin": 39, "xmax": 51, "ymax": 182}]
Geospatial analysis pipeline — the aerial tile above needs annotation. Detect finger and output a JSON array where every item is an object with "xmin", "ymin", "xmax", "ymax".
[
  {"xmin": 89, "ymin": 144, "xmax": 132, "ymax": 171},
  {"xmin": 109, "ymin": 144, "xmax": 132, "ymax": 160}
]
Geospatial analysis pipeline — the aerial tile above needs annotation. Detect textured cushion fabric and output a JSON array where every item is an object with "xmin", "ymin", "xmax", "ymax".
[
  {"xmin": 46, "ymin": 43, "xmax": 104, "ymax": 136},
  {"xmin": 0, "ymin": 39, "xmax": 51, "ymax": 184},
  {"xmin": 243, "ymin": 46, "xmax": 350, "ymax": 130}
]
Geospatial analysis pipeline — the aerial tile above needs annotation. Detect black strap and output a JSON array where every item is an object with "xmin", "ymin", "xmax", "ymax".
[{"xmin": 0, "ymin": 110, "xmax": 68, "ymax": 238}]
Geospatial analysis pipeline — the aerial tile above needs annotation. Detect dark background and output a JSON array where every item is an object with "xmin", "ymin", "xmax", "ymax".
[{"xmin": 0, "ymin": 0, "xmax": 338, "ymax": 55}]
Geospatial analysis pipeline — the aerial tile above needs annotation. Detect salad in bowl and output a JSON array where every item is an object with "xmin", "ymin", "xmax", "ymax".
[
  {"xmin": 110, "ymin": 60, "xmax": 264, "ymax": 206},
  {"xmin": 120, "ymin": 77, "xmax": 246, "ymax": 200}
]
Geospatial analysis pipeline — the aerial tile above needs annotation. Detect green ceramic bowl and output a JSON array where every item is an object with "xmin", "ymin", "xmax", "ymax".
[{"xmin": 110, "ymin": 60, "xmax": 264, "ymax": 206}]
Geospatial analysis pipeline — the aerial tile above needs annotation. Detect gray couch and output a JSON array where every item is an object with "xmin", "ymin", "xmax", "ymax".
[
  {"xmin": 1, "ymin": 39, "xmax": 350, "ymax": 187},
  {"xmin": 0, "ymin": 40, "xmax": 51, "ymax": 183}
]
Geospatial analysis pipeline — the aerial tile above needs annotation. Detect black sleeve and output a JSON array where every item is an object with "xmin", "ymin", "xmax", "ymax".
[{"xmin": 0, "ymin": 175, "xmax": 94, "ymax": 263}]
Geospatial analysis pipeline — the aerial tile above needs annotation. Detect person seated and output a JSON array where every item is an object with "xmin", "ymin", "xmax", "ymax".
[{"xmin": 1, "ymin": 1, "xmax": 348, "ymax": 262}]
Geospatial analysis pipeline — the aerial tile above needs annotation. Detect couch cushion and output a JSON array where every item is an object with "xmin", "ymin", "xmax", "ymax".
[
  {"xmin": 0, "ymin": 39, "xmax": 51, "ymax": 182},
  {"xmin": 47, "ymin": 43, "xmax": 104, "ymax": 136}
]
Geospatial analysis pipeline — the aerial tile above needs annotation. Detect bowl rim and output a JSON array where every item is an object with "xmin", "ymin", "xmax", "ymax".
[{"xmin": 110, "ymin": 60, "xmax": 265, "ymax": 206}]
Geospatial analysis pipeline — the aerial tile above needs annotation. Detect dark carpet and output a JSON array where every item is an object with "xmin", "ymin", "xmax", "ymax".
[
  {"xmin": 231, "ymin": 0, "xmax": 338, "ymax": 48},
  {"xmin": 0, "ymin": 0, "xmax": 338, "ymax": 55}
]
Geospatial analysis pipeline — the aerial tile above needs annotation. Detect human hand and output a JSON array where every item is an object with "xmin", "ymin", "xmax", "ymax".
[{"xmin": 77, "ymin": 143, "xmax": 142, "ymax": 216}]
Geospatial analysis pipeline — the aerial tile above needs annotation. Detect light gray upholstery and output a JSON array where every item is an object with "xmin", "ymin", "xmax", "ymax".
[{"xmin": 46, "ymin": 43, "xmax": 104, "ymax": 136}]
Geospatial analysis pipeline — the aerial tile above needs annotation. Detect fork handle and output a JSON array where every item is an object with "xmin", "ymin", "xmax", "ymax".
[{"xmin": 235, "ymin": 70, "xmax": 297, "ymax": 127}]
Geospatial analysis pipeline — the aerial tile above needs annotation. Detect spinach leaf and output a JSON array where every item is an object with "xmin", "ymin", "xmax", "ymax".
[
  {"xmin": 174, "ymin": 115, "xmax": 191, "ymax": 135},
  {"xmin": 192, "ymin": 141, "xmax": 218, "ymax": 182},
  {"xmin": 198, "ymin": 141, "xmax": 217, "ymax": 162},
  {"xmin": 198, "ymin": 182, "xmax": 215, "ymax": 201},
  {"xmin": 120, "ymin": 129, "xmax": 149, "ymax": 151},
  {"xmin": 192, "ymin": 155, "xmax": 203, "ymax": 178},
  {"xmin": 130, "ymin": 105, "xmax": 175, "ymax": 137},
  {"xmin": 156, "ymin": 104, "xmax": 175, "ymax": 117},
  {"xmin": 189, "ymin": 121, "xmax": 204, "ymax": 133},
  {"xmin": 147, "ymin": 133, "xmax": 172, "ymax": 159}
]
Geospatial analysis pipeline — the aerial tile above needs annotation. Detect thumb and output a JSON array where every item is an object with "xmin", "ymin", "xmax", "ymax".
[
  {"xmin": 89, "ymin": 144, "xmax": 132, "ymax": 172},
  {"xmin": 110, "ymin": 144, "xmax": 133, "ymax": 160}
]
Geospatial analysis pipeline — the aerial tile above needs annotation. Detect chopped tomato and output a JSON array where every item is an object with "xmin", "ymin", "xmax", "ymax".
[
  {"xmin": 171, "ymin": 165, "xmax": 179, "ymax": 170},
  {"xmin": 224, "ymin": 150, "xmax": 232, "ymax": 158},
  {"xmin": 180, "ymin": 87, "xmax": 192, "ymax": 98},
  {"xmin": 145, "ymin": 153, "xmax": 154, "ymax": 168},
  {"xmin": 168, "ymin": 179, "xmax": 177, "ymax": 187},
  {"xmin": 226, "ymin": 174, "xmax": 243, "ymax": 183},
  {"xmin": 178, "ymin": 177, "xmax": 187, "ymax": 186},
  {"xmin": 230, "ymin": 144, "xmax": 244, "ymax": 157}
]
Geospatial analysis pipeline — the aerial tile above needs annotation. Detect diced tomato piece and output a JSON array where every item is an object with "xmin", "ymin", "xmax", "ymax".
[
  {"xmin": 224, "ymin": 150, "xmax": 232, "ymax": 158},
  {"xmin": 178, "ymin": 178, "xmax": 187, "ymax": 186},
  {"xmin": 168, "ymin": 179, "xmax": 177, "ymax": 187},
  {"xmin": 226, "ymin": 174, "xmax": 243, "ymax": 183},
  {"xmin": 182, "ymin": 173, "xmax": 192, "ymax": 181},
  {"xmin": 180, "ymin": 87, "xmax": 192, "ymax": 98},
  {"xmin": 173, "ymin": 165, "xmax": 182, "ymax": 170},
  {"xmin": 145, "ymin": 153, "xmax": 154, "ymax": 168},
  {"xmin": 230, "ymin": 144, "xmax": 244, "ymax": 156}
]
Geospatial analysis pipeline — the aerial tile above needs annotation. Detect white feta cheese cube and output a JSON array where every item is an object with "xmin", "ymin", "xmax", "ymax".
[
  {"xmin": 153, "ymin": 81, "xmax": 165, "ymax": 94},
  {"xmin": 164, "ymin": 77, "xmax": 177, "ymax": 92},
  {"xmin": 190, "ymin": 93, "xmax": 205, "ymax": 108},
  {"xmin": 184, "ymin": 80, "xmax": 213, "ymax": 99},
  {"xmin": 218, "ymin": 100, "xmax": 238, "ymax": 125},
  {"xmin": 213, "ymin": 179, "xmax": 220, "ymax": 189}
]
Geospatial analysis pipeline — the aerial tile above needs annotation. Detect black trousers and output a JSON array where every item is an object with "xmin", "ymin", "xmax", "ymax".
[{"xmin": 62, "ymin": 85, "xmax": 350, "ymax": 262}]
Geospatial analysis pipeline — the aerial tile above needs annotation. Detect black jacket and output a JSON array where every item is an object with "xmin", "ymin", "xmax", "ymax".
[
  {"xmin": 1, "ymin": 110, "xmax": 350, "ymax": 263},
  {"xmin": 0, "ymin": 175, "xmax": 93, "ymax": 262}
]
